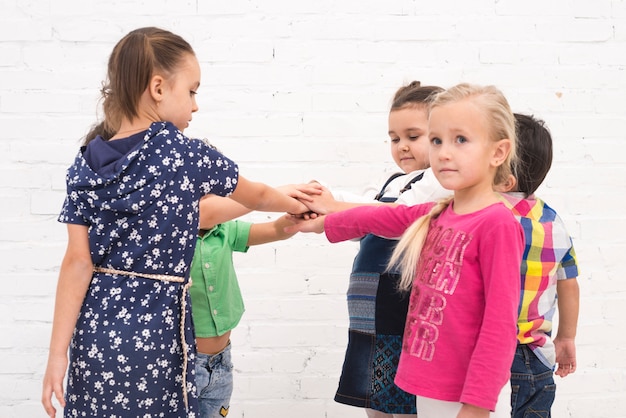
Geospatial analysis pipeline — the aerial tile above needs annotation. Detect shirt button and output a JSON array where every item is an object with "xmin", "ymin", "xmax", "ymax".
[
  {"xmin": 213, "ymin": 309, "xmax": 218, "ymax": 315},
  {"xmin": 204, "ymin": 262, "xmax": 211, "ymax": 269},
  {"xmin": 208, "ymin": 286, "xmax": 214, "ymax": 292}
]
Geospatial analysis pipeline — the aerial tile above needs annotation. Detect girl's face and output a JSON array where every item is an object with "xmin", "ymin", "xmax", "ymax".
[
  {"xmin": 388, "ymin": 105, "xmax": 430, "ymax": 173},
  {"xmin": 156, "ymin": 53, "xmax": 201, "ymax": 132},
  {"xmin": 428, "ymin": 99, "xmax": 501, "ymax": 193}
]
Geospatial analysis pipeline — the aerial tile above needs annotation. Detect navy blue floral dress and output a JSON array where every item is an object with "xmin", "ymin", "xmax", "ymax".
[{"xmin": 58, "ymin": 122, "xmax": 238, "ymax": 417}]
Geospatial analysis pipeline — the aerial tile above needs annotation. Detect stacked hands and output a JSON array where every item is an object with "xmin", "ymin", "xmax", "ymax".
[
  {"xmin": 279, "ymin": 182, "xmax": 579, "ymax": 381},
  {"xmin": 43, "ymin": 26, "xmax": 578, "ymax": 418},
  {"xmin": 279, "ymin": 181, "xmax": 332, "ymax": 234}
]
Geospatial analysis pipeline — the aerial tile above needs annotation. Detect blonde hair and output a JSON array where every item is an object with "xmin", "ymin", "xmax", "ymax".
[{"xmin": 389, "ymin": 83, "xmax": 517, "ymax": 291}]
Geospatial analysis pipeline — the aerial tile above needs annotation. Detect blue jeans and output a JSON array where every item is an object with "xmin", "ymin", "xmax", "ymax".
[
  {"xmin": 195, "ymin": 343, "xmax": 233, "ymax": 418},
  {"xmin": 510, "ymin": 344, "xmax": 556, "ymax": 418}
]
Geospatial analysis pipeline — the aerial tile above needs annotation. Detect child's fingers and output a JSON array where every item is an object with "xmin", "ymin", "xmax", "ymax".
[
  {"xmin": 292, "ymin": 185, "xmax": 324, "ymax": 200},
  {"xmin": 42, "ymin": 392, "xmax": 55, "ymax": 417},
  {"xmin": 42, "ymin": 384, "xmax": 62, "ymax": 418},
  {"xmin": 555, "ymin": 361, "xmax": 576, "ymax": 377},
  {"xmin": 300, "ymin": 183, "xmax": 324, "ymax": 193},
  {"xmin": 293, "ymin": 191, "xmax": 314, "ymax": 202},
  {"xmin": 288, "ymin": 211, "xmax": 320, "ymax": 221},
  {"xmin": 54, "ymin": 383, "xmax": 66, "ymax": 408},
  {"xmin": 287, "ymin": 187, "xmax": 322, "ymax": 202},
  {"xmin": 288, "ymin": 212, "xmax": 310, "ymax": 220}
]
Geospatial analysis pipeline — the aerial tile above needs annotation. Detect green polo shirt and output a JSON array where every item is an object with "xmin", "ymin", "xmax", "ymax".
[{"xmin": 189, "ymin": 220, "xmax": 251, "ymax": 337}]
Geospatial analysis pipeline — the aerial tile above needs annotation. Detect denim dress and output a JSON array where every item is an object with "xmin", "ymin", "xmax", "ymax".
[{"xmin": 334, "ymin": 173, "xmax": 422, "ymax": 414}]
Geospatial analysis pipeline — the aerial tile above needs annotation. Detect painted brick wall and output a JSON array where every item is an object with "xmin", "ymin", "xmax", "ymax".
[{"xmin": 1, "ymin": 1, "xmax": 625, "ymax": 417}]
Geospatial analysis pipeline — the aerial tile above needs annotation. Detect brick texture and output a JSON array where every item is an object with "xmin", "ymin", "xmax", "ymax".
[{"xmin": 1, "ymin": 1, "xmax": 624, "ymax": 417}]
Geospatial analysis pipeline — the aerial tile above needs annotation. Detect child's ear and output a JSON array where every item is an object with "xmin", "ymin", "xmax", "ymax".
[
  {"xmin": 149, "ymin": 74, "xmax": 165, "ymax": 102},
  {"xmin": 495, "ymin": 174, "xmax": 517, "ymax": 192},
  {"xmin": 492, "ymin": 138, "xmax": 512, "ymax": 168}
]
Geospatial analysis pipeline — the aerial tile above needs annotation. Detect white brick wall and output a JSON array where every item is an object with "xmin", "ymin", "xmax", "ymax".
[{"xmin": 1, "ymin": 1, "xmax": 624, "ymax": 417}]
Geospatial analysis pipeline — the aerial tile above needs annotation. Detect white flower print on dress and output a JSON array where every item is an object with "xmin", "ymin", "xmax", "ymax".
[{"xmin": 59, "ymin": 122, "xmax": 237, "ymax": 416}]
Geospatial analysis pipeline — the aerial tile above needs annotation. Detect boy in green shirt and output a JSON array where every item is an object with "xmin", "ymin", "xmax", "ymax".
[{"xmin": 190, "ymin": 186, "xmax": 317, "ymax": 418}]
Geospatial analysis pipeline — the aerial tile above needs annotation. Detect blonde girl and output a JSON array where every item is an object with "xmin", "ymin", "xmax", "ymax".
[
  {"xmin": 288, "ymin": 83, "xmax": 524, "ymax": 418},
  {"xmin": 41, "ymin": 27, "xmax": 307, "ymax": 418},
  {"xmin": 300, "ymin": 82, "xmax": 450, "ymax": 418}
]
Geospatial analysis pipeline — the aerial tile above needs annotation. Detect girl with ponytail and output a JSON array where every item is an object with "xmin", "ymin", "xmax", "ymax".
[{"xmin": 289, "ymin": 83, "xmax": 524, "ymax": 418}]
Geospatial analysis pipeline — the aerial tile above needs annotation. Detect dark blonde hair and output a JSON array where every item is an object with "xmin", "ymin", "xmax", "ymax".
[
  {"xmin": 84, "ymin": 27, "xmax": 195, "ymax": 144},
  {"xmin": 389, "ymin": 83, "xmax": 518, "ymax": 291}
]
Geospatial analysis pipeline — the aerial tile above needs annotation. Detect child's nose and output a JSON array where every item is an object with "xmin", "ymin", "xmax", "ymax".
[{"xmin": 437, "ymin": 143, "xmax": 452, "ymax": 159}]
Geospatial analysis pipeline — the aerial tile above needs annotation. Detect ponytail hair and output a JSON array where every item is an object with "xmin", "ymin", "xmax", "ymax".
[
  {"xmin": 83, "ymin": 27, "xmax": 195, "ymax": 145},
  {"xmin": 83, "ymin": 121, "xmax": 116, "ymax": 145},
  {"xmin": 389, "ymin": 196, "xmax": 453, "ymax": 291}
]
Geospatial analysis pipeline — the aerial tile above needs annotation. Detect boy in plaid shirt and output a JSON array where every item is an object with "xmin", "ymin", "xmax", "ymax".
[{"xmin": 497, "ymin": 113, "xmax": 580, "ymax": 418}]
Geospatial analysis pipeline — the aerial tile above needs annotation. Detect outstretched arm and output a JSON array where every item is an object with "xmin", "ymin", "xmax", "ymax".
[
  {"xmin": 286, "ymin": 204, "xmax": 431, "ymax": 241},
  {"xmin": 201, "ymin": 183, "xmax": 323, "ymax": 230},
  {"xmin": 299, "ymin": 184, "xmax": 389, "ymax": 215},
  {"xmin": 554, "ymin": 278, "xmax": 580, "ymax": 377},
  {"xmin": 200, "ymin": 195, "xmax": 254, "ymax": 229},
  {"xmin": 228, "ymin": 176, "xmax": 319, "ymax": 216},
  {"xmin": 283, "ymin": 215, "xmax": 326, "ymax": 235},
  {"xmin": 247, "ymin": 214, "xmax": 298, "ymax": 246},
  {"xmin": 42, "ymin": 224, "xmax": 93, "ymax": 417}
]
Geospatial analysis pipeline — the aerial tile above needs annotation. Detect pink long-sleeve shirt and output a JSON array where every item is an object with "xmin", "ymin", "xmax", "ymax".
[{"xmin": 324, "ymin": 202, "xmax": 524, "ymax": 411}]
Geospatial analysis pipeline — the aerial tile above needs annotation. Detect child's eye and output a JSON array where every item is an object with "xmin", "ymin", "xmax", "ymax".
[
  {"xmin": 390, "ymin": 137, "xmax": 400, "ymax": 143},
  {"xmin": 456, "ymin": 136, "xmax": 467, "ymax": 144},
  {"xmin": 408, "ymin": 136, "xmax": 419, "ymax": 141},
  {"xmin": 190, "ymin": 90, "xmax": 198, "ymax": 96},
  {"xmin": 431, "ymin": 137, "xmax": 442, "ymax": 145}
]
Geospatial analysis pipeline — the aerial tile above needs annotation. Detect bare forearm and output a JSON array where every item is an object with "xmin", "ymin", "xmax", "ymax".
[
  {"xmin": 303, "ymin": 190, "xmax": 391, "ymax": 215},
  {"xmin": 247, "ymin": 216, "xmax": 295, "ymax": 246},
  {"xmin": 49, "ymin": 258, "xmax": 93, "ymax": 356},
  {"xmin": 48, "ymin": 224, "xmax": 93, "ymax": 356},
  {"xmin": 43, "ymin": 224, "xmax": 93, "ymax": 417},
  {"xmin": 230, "ymin": 176, "xmax": 304, "ymax": 214},
  {"xmin": 554, "ymin": 278, "xmax": 579, "ymax": 377},
  {"xmin": 254, "ymin": 186, "xmax": 301, "ymax": 213},
  {"xmin": 199, "ymin": 195, "xmax": 251, "ymax": 229},
  {"xmin": 556, "ymin": 279, "xmax": 580, "ymax": 339}
]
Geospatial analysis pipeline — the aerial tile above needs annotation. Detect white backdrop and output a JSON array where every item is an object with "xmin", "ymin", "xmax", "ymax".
[{"xmin": 1, "ymin": 1, "xmax": 625, "ymax": 417}]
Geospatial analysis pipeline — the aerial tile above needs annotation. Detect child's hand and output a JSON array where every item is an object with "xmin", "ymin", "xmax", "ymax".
[
  {"xmin": 283, "ymin": 215, "xmax": 326, "ymax": 234},
  {"xmin": 282, "ymin": 194, "xmax": 317, "ymax": 216},
  {"xmin": 276, "ymin": 182, "xmax": 323, "ymax": 203},
  {"xmin": 296, "ymin": 211, "xmax": 320, "ymax": 220},
  {"xmin": 298, "ymin": 187, "xmax": 337, "ymax": 215},
  {"xmin": 42, "ymin": 352, "xmax": 68, "ymax": 417},
  {"xmin": 554, "ymin": 336, "xmax": 577, "ymax": 377}
]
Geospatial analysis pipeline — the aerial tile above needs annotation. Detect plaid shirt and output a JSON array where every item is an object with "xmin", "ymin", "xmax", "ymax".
[{"xmin": 500, "ymin": 193, "xmax": 579, "ymax": 367}]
